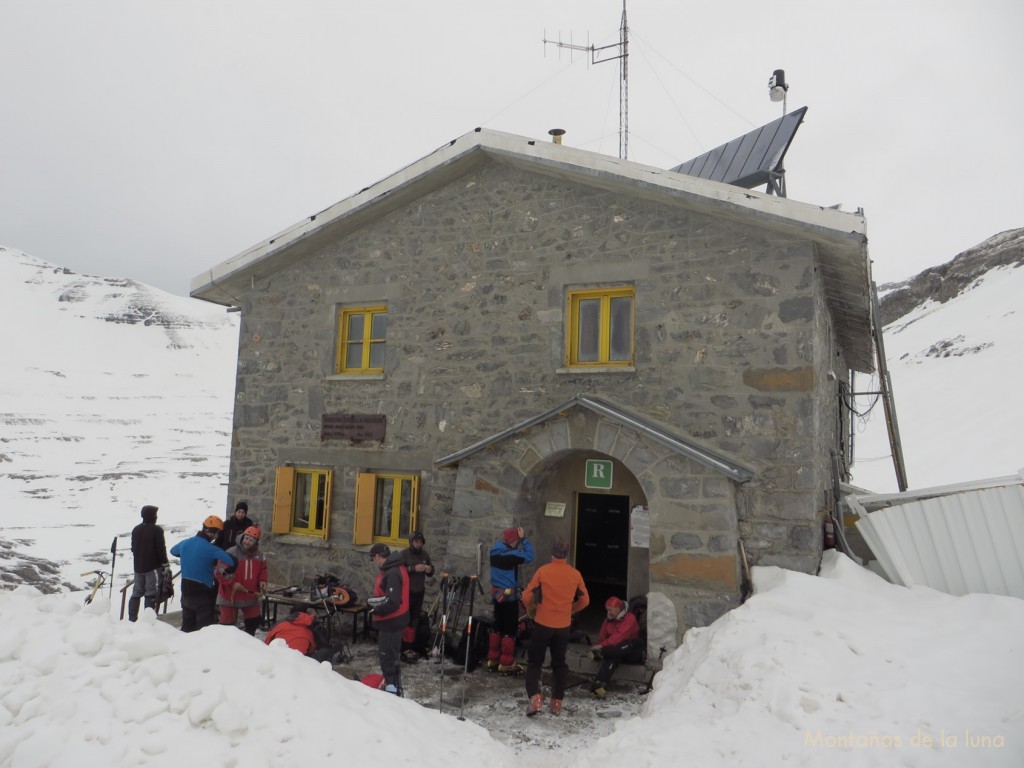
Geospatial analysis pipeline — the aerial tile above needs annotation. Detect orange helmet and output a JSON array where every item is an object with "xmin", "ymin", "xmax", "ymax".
[
  {"xmin": 203, "ymin": 515, "xmax": 224, "ymax": 531},
  {"xmin": 243, "ymin": 526, "xmax": 261, "ymax": 540}
]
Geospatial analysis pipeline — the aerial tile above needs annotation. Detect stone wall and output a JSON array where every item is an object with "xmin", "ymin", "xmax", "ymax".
[{"xmin": 227, "ymin": 157, "xmax": 840, "ymax": 610}]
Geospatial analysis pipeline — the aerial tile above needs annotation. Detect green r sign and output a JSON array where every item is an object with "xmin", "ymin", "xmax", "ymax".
[{"xmin": 585, "ymin": 459, "xmax": 613, "ymax": 489}]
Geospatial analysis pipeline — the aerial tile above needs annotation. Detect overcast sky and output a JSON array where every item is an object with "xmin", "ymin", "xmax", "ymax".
[{"xmin": 3, "ymin": 1, "xmax": 1022, "ymax": 296}]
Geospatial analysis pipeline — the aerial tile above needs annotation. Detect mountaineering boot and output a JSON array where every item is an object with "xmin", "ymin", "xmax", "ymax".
[
  {"xmin": 549, "ymin": 698, "xmax": 563, "ymax": 715},
  {"xmin": 525, "ymin": 694, "xmax": 543, "ymax": 717},
  {"xmin": 127, "ymin": 596, "xmax": 141, "ymax": 622},
  {"xmin": 486, "ymin": 631, "xmax": 502, "ymax": 671},
  {"xmin": 497, "ymin": 635, "xmax": 521, "ymax": 675},
  {"xmin": 591, "ymin": 685, "xmax": 607, "ymax": 699}
]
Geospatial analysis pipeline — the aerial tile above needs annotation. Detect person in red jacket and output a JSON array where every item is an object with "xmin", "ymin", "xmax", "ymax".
[
  {"xmin": 215, "ymin": 526, "xmax": 268, "ymax": 634},
  {"xmin": 521, "ymin": 539, "xmax": 589, "ymax": 716},
  {"xmin": 588, "ymin": 596, "xmax": 643, "ymax": 698},
  {"xmin": 367, "ymin": 543, "xmax": 410, "ymax": 696},
  {"xmin": 264, "ymin": 611, "xmax": 339, "ymax": 663}
]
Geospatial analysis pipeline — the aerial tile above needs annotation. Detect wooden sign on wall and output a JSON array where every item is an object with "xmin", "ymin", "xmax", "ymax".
[{"xmin": 321, "ymin": 414, "xmax": 386, "ymax": 442}]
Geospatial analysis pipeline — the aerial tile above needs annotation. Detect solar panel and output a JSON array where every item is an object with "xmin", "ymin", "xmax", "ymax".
[{"xmin": 670, "ymin": 106, "xmax": 808, "ymax": 196}]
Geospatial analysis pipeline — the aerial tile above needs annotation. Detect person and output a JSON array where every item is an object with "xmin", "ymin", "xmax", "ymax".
[
  {"xmin": 265, "ymin": 610, "xmax": 341, "ymax": 663},
  {"xmin": 127, "ymin": 504, "xmax": 170, "ymax": 622},
  {"xmin": 366, "ymin": 543, "xmax": 410, "ymax": 695},
  {"xmin": 486, "ymin": 526, "xmax": 534, "ymax": 674},
  {"xmin": 216, "ymin": 501, "xmax": 253, "ymax": 550},
  {"xmin": 169, "ymin": 515, "xmax": 236, "ymax": 633},
  {"xmin": 399, "ymin": 531, "xmax": 434, "ymax": 660},
  {"xmin": 521, "ymin": 539, "xmax": 589, "ymax": 716},
  {"xmin": 588, "ymin": 596, "xmax": 643, "ymax": 698},
  {"xmin": 215, "ymin": 525, "xmax": 267, "ymax": 634}
]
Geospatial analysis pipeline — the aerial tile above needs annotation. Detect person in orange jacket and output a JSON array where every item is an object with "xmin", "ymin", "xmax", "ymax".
[
  {"xmin": 264, "ymin": 611, "xmax": 340, "ymax": 663},
  {"xmin": 521, "ymin": 539, "xmax": 589, "ymax": 717}
]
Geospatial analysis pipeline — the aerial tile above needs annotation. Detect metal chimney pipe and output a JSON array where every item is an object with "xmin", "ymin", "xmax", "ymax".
[{"xmin": 548, "ymin": 128, "xmax": 566, "ymax": 145}]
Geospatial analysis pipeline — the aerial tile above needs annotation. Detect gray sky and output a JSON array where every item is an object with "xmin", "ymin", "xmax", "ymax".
[{"xmin": 3, "ymin": 0, "xmax": 1022, "ymax": 295}]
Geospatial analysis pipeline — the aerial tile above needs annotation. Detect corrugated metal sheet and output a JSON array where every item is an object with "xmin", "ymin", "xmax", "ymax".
[{"xmin": 848, "ymin": 474, "xmax": 1024, "ymax": 598}]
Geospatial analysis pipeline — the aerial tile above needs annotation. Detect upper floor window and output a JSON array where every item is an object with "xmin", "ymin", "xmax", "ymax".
[
  {"xmin": 272, "ymin": 467, "xmax": 332, "ymax": 539},
  {"xmin": 337, "ymin": 306, "xmax": 387, "ymax": 374},
  {"xmin": 567, "ymin": 287, "xmax": 634, "ymax": 366},
  {"xmin": 353, "ymin": 471, "xmax": 419, "ymax": 546}
]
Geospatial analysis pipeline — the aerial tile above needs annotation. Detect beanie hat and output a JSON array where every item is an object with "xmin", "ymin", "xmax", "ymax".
[
  {"xmin": 502, "ymin": 528, "xmax": 520, "ymax": 547},
  {"xmin": 605, "ymin": 596, "xmax": 625, "ymax": 614},
  {"xmin": 369, "ymin": 543, "xmax": 390, "ymax": 559},
  {"xmin": 140, "ymin": 505, "xmax": 158, "ymax": 523},
  {"xmin": 552, "ymin": 539, "xmax": 569, "ymax": 559},
  {"xmin": 410, "ymin": 531, "xmax": 425, "ymax": 544},
  {"xmin": 235, "ymin": 501, "xmax": 249, "ymax": 513}
]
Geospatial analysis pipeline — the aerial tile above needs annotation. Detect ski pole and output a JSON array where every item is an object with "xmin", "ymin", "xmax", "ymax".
[
  {"xmin": 457, "ymin": 574, "xmax": 480, "ymax": 721},
  {"xmin": 109, "ymin": 536, "xmax": 118, "ymax": 601},
  {"xmin": 439, "ymin": 605, "xmax": 447, "ymax": 712}
]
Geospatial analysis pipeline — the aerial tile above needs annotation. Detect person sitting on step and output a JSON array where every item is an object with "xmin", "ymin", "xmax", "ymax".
[{"xmin": 589, "ymin": 596, "xmax": 643, "ymax": 698}]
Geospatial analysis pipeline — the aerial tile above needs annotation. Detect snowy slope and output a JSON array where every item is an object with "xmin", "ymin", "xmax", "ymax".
[
  {"xmin": 850, "ymin": 236, "xmax": 1024, "ymax": 492},
  {"xmin": 0, "ymin": 247, "xmax": 238, "ymax": 593}
]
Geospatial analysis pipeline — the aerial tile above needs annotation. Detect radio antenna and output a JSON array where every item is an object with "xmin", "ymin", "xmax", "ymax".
[{"xmin": 543, "ymin": 1, "xmax": 629, "ymax": 159}]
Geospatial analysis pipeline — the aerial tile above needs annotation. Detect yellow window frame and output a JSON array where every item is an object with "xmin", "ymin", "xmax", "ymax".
[
  {"xmin": 567, "ymin": 286, "xmax": 635, "ymax": 366},
  {"xmin": 336, "ymin": 305, "xmax": 387, "ymax": 374},
  {"xmin": 272, "ymin": 466, "xmax": 332, "ymax": 539},
  {"xmin": 353, "ymin": 471, "xmax": 419, "ymax": 546}
]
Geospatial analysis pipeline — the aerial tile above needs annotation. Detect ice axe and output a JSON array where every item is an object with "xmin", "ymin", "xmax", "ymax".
[{"xmin": 640, "ymin": 646, "xmax": 667, "ymax": 695}]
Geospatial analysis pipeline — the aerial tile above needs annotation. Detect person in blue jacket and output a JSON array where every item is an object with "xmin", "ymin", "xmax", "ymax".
[
  {"xmin": 170, "ymin": 515, "xmax": 236, "ymax": 632},
  {"xmin": 486, "ymin": 526, "xmax": 534, "ymax": 673}
]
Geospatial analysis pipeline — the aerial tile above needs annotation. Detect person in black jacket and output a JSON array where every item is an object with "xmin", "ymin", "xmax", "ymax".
[
  {"xmin": 128, "ymin": 505, "xmax": 170, "ymax": 621},
  {"xmin": 367, "ymin": 543, "xmax": 410, "ymax": 695},
  {"xmin": 399, "ymin": 531, "xmax": 434, "ymax": 659},
  {"xmin": 216, "ymin": 501, "xmax": 253, "ymax": 550}
]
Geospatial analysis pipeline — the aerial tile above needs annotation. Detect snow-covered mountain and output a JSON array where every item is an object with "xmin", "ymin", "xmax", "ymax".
[
  {"xmin": 0, "ymin": 246, "xmax": 238, "ymax": 594},
  {"xmin": 849, "ymin": 227, "xmax": 1024, "ymax": 492},
  {"xmin": 1, "ymin": 227, "xmax": 1021, "ymax": 594}
]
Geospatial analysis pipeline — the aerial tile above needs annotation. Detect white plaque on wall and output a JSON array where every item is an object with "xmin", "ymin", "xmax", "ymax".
[
  {"xmin": 544, "ymin": 501, "xmax": 566, "ymax": 518},
  {"xmin": 630, "ymin": 505, "xmax": 650, "ymax": 548}
]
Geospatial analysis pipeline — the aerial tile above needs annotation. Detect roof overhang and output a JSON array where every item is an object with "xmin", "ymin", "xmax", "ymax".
[
  {"xmin": 191, "ymin": 128, "xmax": 873, "ymax": 370},
  {"xmin": 434, "ymin": 393, "xmax": 756, "ymax": 483}
]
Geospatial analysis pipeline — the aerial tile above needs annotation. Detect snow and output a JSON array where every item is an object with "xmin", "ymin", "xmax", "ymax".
[
  {"xmin": 850, "ymin": 263, "xmax": 1024, "ymax": 492},
  {"xmin": 1, "ymin": 553, "xmax": 1020, "ymax": 767},
  {"xmin": 2, "ymin": 245, "xmax": 1023, "ymax": 765}
]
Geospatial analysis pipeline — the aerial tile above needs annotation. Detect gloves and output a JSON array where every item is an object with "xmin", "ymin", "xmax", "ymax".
[{"xmin": 366, "ymin": 596, "xmax": 387, "ymax": 613}]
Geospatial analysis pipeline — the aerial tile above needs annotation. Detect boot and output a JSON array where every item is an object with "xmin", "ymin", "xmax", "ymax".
[
  {"xmin": 485, "ymin": 631, "xmax": 501, "ymax": 671},
  {"xmin": 127, "ymin": 596, "xmax": 141, "ymax": 622},
  {"xmin": 525, "ymin": 693, "xmax": 543, "ymax": 717},
  {"xmin": 549, "ymin": 698, "xmax": 563, "ymax": 715},
  {"xmin": 498, "ymin": 636, "xmax": 523, "ymax": 675}
]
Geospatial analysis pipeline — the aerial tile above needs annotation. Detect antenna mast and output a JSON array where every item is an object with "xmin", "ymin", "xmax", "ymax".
[{"xmin": 543, "ymin": 1, "xmax": 630, "ymax": 159}]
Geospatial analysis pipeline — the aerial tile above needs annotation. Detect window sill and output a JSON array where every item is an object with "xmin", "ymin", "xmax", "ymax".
[
  {"xmin": 273, "ymin": 533, "xmax": 331, "ymax": 548},
  {"xmin": 325, "ymin": 373, "xmax": 385, "ymax": 381},
  {"xmin": 556, "ymin": 366, "xmax": 636, "ymax": 375}
]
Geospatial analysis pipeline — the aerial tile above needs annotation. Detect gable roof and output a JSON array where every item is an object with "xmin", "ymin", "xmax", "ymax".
[
  {"xmin": 434, "ymin": 393, "xmax": 756, "ymax": 483},
  {"xmin": 191, "ymin": 127, "xmax": 873, "ymax": 370}
]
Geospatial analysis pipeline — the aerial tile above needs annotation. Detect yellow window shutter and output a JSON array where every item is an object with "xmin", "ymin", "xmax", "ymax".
[
  {"xmin": 272, "ymin": 467, "xmax": 295, "ymax": 534},
  {"xmin": 353, "ymin": 472, "xmax": 376, "ymax": 545},
  {"xmin": 320, "ymin": 471, "xmax": 333, "ymax": 541},
  {"xmin": 409, "ymin": 475, "xmax": 420, "ymax": 533}
]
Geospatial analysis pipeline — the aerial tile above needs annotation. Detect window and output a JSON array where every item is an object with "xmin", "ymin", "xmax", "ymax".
[
  {"xmin": 272, "ymin": 467, "xmax": 332, "ymax": 539},
  {"xmin": 567, "ymin": 287, "xmax": 634, "ymax": 366},
  {"xmin": 353, "ymin": 471, "xmax": 419, "ymax": 546},
  {"xmin": 336, "ymin": 306, "xmax": 387, "ymax": 374}
]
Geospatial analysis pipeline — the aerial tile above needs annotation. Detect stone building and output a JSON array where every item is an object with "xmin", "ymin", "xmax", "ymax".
[{"xmin": 191, "ymin": 128, "xmax": 873, "ymax": 647}]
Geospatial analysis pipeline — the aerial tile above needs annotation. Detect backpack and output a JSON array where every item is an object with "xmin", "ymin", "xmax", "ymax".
[
  {"xmin": 454, "ymin": 615, "xmax": 493, "ymax": 672},
  {"xmin": 627, "ymin": 594, "xmax": 648, "ymax": 641},
  {"xmin": 158, "ymin": 571, "xmax": 175, "ymax": 604}
]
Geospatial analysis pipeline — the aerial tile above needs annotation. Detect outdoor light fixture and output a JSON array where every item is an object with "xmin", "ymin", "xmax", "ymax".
[{"xmin": 768, "ymin": 69, "xmax": 788, "ymax": 102}]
